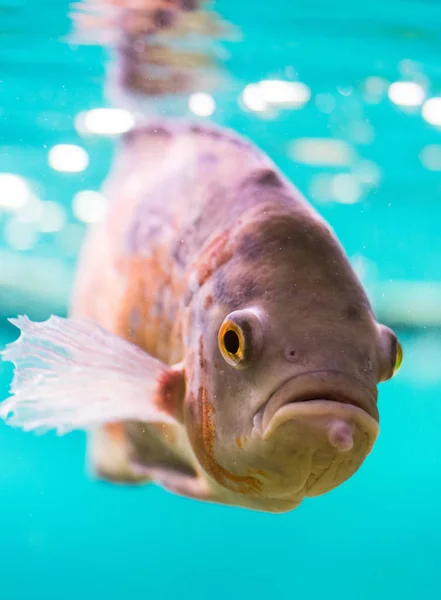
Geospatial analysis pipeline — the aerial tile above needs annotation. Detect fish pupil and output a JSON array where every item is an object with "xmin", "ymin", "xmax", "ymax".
[{"xmin": 224, "ymin": 329, "xmax": 240, "ymax": 355}]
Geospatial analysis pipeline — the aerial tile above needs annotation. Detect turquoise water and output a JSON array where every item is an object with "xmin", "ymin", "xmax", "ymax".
[
  {"xmin": 1, "ymin": 1, "xmax": 441, "ymax": 599},
  {"xmin": 1, "ymin": 328, "xmax": 440, "ymax": 598}
]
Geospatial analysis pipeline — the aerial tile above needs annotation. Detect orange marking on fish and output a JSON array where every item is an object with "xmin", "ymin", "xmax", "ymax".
[
  {"xmin": 255, "ymin": 469, "xmax": 269, "ymax": 478},
  {"xmin": 116, "ymin": 247, "xmax": 184, "ymax": 364},
  {"xmin": 236, "ymin": 437, "xmax": 242, "ymax": 449},
  {"xmin": 105, "ymin": 422, "xmax": 126, "ymax": 444},
  {"xmin": 196, "ymin": 230, "xmax": 233, "ymax": 287},
  {"xmin": 107, "ymin": 245, "xmax": 186, "ymax": 453},
  {"xmin": 196, "ymin": 336, "xmax": 262, "ymax": 495}
]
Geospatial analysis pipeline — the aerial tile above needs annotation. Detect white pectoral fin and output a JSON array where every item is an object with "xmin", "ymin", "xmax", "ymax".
[{"xmin": 0, "ymin": 315, "xmax": 183, "ymax": 434}]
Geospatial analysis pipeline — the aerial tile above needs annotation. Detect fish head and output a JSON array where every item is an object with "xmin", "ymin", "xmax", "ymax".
[{"xmin": 183, "ymin": 195, "xmax": 402, "ymax": 509}]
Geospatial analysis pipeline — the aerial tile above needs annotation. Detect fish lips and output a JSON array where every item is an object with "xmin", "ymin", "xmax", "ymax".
[{"xmin": 253, "ymin": 370, "xmax": 379, "ymax": 442}]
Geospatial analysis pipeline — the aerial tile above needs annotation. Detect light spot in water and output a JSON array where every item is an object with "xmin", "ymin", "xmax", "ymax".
[
  {"xmin": 48, "ymin": 144, "xmax": 89, "ymax": 173},
  {"xmin": 241, "ymin": 84, "xmax": 268, "ymax": 112},
  {"xmin": 73, "ymin": 190, "xmax": 108, "ymax": 223},
  {"xmin": 419, "ymin": 145, "xmax": 441, "ymax": 171},
  {"xmin": 350, "ymin": 255, "xmax": 379, "ymax": 284},
  {"xmin": 15, "ymin": 196, "xmax": 43, "ymax": 223},
  {"xmin": 402, "ymin": 332, "xmax": 441, "ymax": 383},
  {"xmin": 337, "ymin": 86, "xmax": 353, "ymax": 97},
  {"xmin": 315, "ymin": 93, "xmax": 335, "ymax": 114},
  {"xmin": 75, "ymin": 108, "xmax": 135, "ymax": 136},
  {"xmin": 38, "ymin": 201, "xmax": 67, "ymax": 233},
  {"xmin": 289, "ymin": 138, "xmax": 355, "ymax": 167},
  {"xmin": 242, "ymin": 80, "xmax": 311, "ymax": 112},
  {"xmin": 352, "ymin": 160, "xmax": 382, "ymax": 186},
  {"xmin": 188, "ymin": 93, "xmax": 216, "ymax": 117},
  {"xmin": 399, "ymin": 59, "xmax": 419, "ymax": 76},
  {"xmin": 422, "ymin": 97, "xmax": 441, "ymax": 126},
  {"xmin": 258, "ymin": 80, "xmax": 311, "ymax": 107},
  {"xmin": 4, "ymin": 218, "xmax": 39, "ymax": 251},
  {"xmin": 363, "ymin": 76, "xmax": 388, "ymax": 104},
  {"xmin": 0, "ymin": 174, "xmax": 32, "ymax": 212},
  {"xmin": 331, "ymin": 174, "xmax": 361, "ymax": 204},
  {"xmin": 388, "ymin": 81, "xmax": 425, "ymax": 107}
]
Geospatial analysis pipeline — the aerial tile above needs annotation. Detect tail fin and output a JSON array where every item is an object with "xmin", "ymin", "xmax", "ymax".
[{"xmin": 69, "ymin": 0, "xmax": 233, "ymax": 103}]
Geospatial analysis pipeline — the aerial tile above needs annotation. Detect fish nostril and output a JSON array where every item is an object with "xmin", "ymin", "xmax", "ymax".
[{"xmin": 285, "ymin": 348, "xmax": 297, "ymax": 361}]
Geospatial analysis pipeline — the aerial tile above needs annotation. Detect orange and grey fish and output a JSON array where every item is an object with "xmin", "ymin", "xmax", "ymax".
[
  {"xmin": 0, "ymin": 0, "xmax": 403, "ymax": 513},
  {"xmin": 0, "ymin": 120, "xmax": 402, "ymax": 513}
]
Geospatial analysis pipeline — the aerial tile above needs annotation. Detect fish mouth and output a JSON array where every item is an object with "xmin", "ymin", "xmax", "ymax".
[{"xmin": 253, "ymin": 370, "xmax": 379, "ymax": 441}]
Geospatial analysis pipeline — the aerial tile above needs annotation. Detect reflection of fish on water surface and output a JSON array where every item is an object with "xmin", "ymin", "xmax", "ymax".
[
  {"xmin": 70, "ymin": 0, "xmax": 230, "ymax": 100},
  {"xmin": 0, "ymin": 0, "xmax": 403, "ymax": 513}
]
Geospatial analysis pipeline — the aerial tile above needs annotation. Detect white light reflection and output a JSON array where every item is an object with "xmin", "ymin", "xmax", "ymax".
[
  {"xmin": 330, "ymin": 174, "xmax": 361, "ymax": 204},
  {"xmin": 15, "ymin": 196, "xmax": 43, "ymax": 223},
  {"xmin": 38, "ymin": 201, "xmax": 67, "ymax": 233},
  {"xmin": 364, "ymin": 76, "xmax": 388, "ymax": 96},
  {"xmin": 399, "ymin": 59, "xmax": 418, "ymax": 77},
  {"xmin": 4, "ymin": 218, "xmax": 39, "ymax": 251},
  {"xmin": 388, "ymin": 81, "xmax": 425, "ymax": 107},
  {"xmin": 289, "ymin": 138, "xmax": 354, "ymax": 167},
  {"xmin": 76, "ymin": 108, "xmax": 135, "ymax": 136},
  {"xmin": 188, "ymin": 93, "xmax": 216, "ymax": 117},
  {"xmin": 337, "ymin": 86, "xmax": 353, "ymax": 97},
  {"xmin": 402, "ymin": 332, "xmax": 441, "ymax": 384},
  {"xmin": 242, "ymin": 80, "xmax": 311, "ymax": 112},
  {"xmin": 48, "ymin": 145, "xmax": 89, "ymax": 173},
  {"xmin": 0, "ymin": 174, "xmax": 32, "ymax": 211},
  {"xmin": 363, "ymin": 76, "xmax": 388, "ymax": 104},
  {"xmin": 73, "ymin": 190, "xmax": 108, "ymax": 224},
  {"xmin": 419, "ymin": 145, "xmax": 441, "ymax": 171},
  {"xmin": 241, "ymin": 84, "xmax": 268, "ymax": 112},
  {"xmin": 422, "ymin": 98, "xmax": 441, "ymax": 126},
  {"xmin": 352, "ymin": 160, "xmax": 382, "ymax": 186},
  {"xmin": 377, "ymin": 281, "xmax": 441, "ymax": 329},
  {"xmin": 350, "ymin": 255, "xmax": 379, "ymax": 284},
  {"xmin": 258, "ymin": 80, "xmax": 311, "ymax": 106}
]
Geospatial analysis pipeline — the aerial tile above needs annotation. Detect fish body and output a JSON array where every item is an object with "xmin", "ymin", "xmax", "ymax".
[
  {"xmin": 0, "ymin": 3, "xmax": 403, "ymax": 513},
  {"xmin": 72, "ymin": 120, "xmax": 316, "ymax": 509},
  {"xmin": 48, "ymin": 119, "xmax": 400, "ymax": 512}
]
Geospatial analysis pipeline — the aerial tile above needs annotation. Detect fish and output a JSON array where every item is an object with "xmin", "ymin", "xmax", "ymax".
[
  {"xmin": 0, "ymin": 120, "xmax": 403, "ymax": 513},
  {"xmin": 0, "ymin": 0, "xmax": 403, "ymax": 513}
]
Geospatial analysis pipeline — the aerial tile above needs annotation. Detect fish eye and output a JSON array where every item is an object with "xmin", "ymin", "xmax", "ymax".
[
  {"xmin": 392, "ymin": 339, "xmax": 403, "ymax": 376},
  {"xmin": 219, "ymin": 321, "xmax": 245, "ymax": 365},
  {"xmin": 378, "ymin": 325, "xmax": 403, "ymax": 381},
  {"xmin": 224, "ymin": 328, "xmax": 241, "ymax": 355},
  {"xmin": 218, "ymin": 309, "xmax": 264, "ymax": 369}
]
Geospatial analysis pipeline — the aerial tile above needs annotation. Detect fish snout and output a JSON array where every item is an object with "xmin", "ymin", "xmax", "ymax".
[
  {"xmin": 251, "ymin": 371, "xmax": 380, "ymax": 498},
  {"xmin": 254, "ymin": 370, "xmax": 379, "ymax": 439}
]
